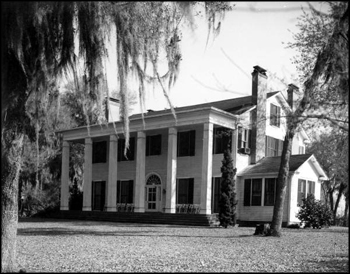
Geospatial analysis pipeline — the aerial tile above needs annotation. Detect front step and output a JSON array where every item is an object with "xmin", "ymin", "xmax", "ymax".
[{"xmin": 51, "ymin": 211, "xmax": 220, "ymax": 227}]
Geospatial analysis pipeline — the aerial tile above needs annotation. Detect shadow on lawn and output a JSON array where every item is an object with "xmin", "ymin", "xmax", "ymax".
[
  {"xmin": 307, "ymin": 255, "xmax": 349, "ymax": 272},
  {"xmin": 17, "ymin": 227, "xmax": 256, "ymax": 238}
]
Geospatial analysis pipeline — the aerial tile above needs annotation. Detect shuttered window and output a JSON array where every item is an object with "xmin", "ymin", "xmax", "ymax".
[
  {"xmin": 237, "ymin": 127, "xmax": 252, "ymax": 149},
  {"xmin": 264, "ymin": 178, "xmax": 277, "ymax": 206},
  {"xmin": 146, "ymin": 134, "xmax": 162, "ymax": 156},
  {"xmin": 297, "ymin": 179, "xmax": 306, "ymax": 206},
  {"xmin": 213, "ymin": 127, "xmax": 231, "ymax": 154},
  {"xmin": 177, "ymin": 130, "xmax": 196, "ymax": 157},
  {"xmin": 251, "ymin": 179, "xmax": 262, "ymax": 206},
  {"xmin": 92, "ymin": 141, "xmax": 107, "ymax": 163},
  {"xmin": 118, "ymin": 137, "xmax": 135, "ymax": 161},
  {"xmin": 117, "ymin": 180, "xmax": 134, "ymax": 203},
  {"xmin": 176, "ymin": 178, "xmax": 194, "ymax": 204},
  {"xmin": 270, "ymin": 104, "xmax": 281, "ymax": 127},
  {"xmin": 266, "ymin": 136, "xmax": 284, "ymax": 157}
]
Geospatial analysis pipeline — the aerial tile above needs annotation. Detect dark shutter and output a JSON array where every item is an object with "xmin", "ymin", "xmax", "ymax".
[
  {"xmin": 146, "ymin": 136, "xmax": 150, "ymax": 156},
  {"xmin": 117, "ymin": 180, "xmax": 121, "ymax": 203},
  {"xmin": 277, "ymin": 106, "xmax": 281, "ymax": 127},
  {"xmin": 188, "ymin": 178, "xmax": 194, "ymax": 204},
  {"xmin": 128, "ymin": 180, "xmax": 134, "ymax": 203},
  {"xmin": 237, "ymin": 128, "xmax": 242, "ymax": 149},
  {"xmin": 248, "ymin": 129, "xmax": 252, "ymax": 149},
  {"xmin": 244, "ymin": 179, "xmax": 251, "ymax": 206},
  {"xmin": 189, "ymin": 130, "xmax": 196, "ymax": 156}
]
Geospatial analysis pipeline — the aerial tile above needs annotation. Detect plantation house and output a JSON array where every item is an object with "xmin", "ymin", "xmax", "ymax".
[{"xmin": 57, "ymin": 65, "xmax": 328, "ymax": 226}]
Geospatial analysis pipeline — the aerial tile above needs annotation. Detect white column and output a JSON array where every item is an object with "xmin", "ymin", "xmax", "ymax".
[
  {"xmin": 231, "ymin": 127, "xmax": 238, "ymax": 167},
  {"xmin": 107, "ymin": 135, "xmax": 118, "ymax": 211},
  {"xmin": 60, "ymin": 141, "xmax": 70, "ymax": 210},
  {"xmin": 200, "ymin": 122, "xmax": 213, "ymax": 214},
  {"xmin": 134, "ymin": 131, "xmax": 146, "ymax": 212},
  {"xmin": 165, "ymin": 127, "xmax": 177, "ymax": 213},
  {"xmin": 83, "ymin": 138, "xmax": 92, "ymax": 211}
]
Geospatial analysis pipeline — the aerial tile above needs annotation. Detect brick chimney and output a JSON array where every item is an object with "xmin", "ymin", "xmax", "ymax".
[
  {"xmin": 287, "ymin": 83, "xmax": 299, "ymax": 111},
  {"xmin": 105, "ymin": 97, "xmax": 120, "ymax": 122},
  {"xmin": 250, "ymin": 66, "xmax": 267, "ymax": 164}
]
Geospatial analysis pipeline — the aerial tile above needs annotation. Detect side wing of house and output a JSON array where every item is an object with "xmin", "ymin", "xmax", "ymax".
[{"xmin": 288, "ymin": 156, "xmax": 328, "ymax": 224}]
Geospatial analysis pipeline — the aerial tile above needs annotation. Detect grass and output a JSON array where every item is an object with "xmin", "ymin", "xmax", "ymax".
[{"xmin": 17, "ymin": 218, "xmax": 348, "ymax": 272}]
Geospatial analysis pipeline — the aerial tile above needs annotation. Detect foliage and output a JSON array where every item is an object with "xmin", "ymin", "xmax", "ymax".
[
  {"xmin": 306, "ymin": 129, "xmax": 348, "ymax": 223},
  {"xmin": 218, "ymin": 131, "xmax": 237, "ymax": 228},
  {"xmin": 270, "ymin": 2, "xmax": 348, "ymax": 236},
  {"xmin": 296, "ymin": 194, "xmax": 333, "ymax": 228}
]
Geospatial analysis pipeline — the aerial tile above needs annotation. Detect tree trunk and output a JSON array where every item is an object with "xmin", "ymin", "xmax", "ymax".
[
  {"xmin": 1, "ymin": 134, "xmax": 24, "ymax": 272},
  {"xmin": 333, "ymin": 183, "xmax": 346, "ymax": 225},
  {"xmin": 270, "ymin": 129, "xmax": 295, "ymax": 236},
  {"xmin": 1, "ymin": 47, "xmax": 28, "ymax": 272}
]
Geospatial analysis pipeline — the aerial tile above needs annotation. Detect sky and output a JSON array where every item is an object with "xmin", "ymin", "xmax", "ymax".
[{"xmin": 105, "ymin": 1, "xmax": 328, "ymax": 114}]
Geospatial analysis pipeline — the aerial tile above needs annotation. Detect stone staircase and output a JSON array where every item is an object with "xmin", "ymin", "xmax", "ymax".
[{"xmin": 51, "ymin": 210, "xmax": 220, "ymax": 227}]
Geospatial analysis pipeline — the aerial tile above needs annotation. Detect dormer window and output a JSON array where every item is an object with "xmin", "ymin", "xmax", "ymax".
[{"xmin": 270, "ymin": 104, "xmax": 281, "ymax": 127}]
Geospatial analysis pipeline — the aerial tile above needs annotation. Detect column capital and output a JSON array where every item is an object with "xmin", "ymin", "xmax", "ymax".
[
  {"xmin": 63, "ymin": 140, "xmax": 70, "ymax": 147},
  {"xmin": 137, "ymin": 131, "xmax": 146, "ymax": 139},
  {"xmin": 168, "ymin": 127, "xmax": 177, "ymax": 136},
  {"xmin": 85, "ymin": 137, "xmax": 92, "ymax": 145},
  {"xmin": 110, "ymin": 134, "xmax": 118, "ymax": 142},
  {"xmin": 203, "ymin": 122, "xmax": 213, "ymax": 131}
]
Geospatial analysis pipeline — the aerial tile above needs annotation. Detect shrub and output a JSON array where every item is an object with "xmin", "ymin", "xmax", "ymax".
[{"xmin": 296, "ymin": 194, "xmax": 333, "ymax": 228}]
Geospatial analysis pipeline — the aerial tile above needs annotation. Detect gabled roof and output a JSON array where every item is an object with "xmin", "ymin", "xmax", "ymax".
[
  {"xmin": 237, "ymin": 154, "xmax": 328, "ymax": 180},
  {"xmin": 132, "ymin": 91, "xmax": 283, "ymax": 119}
]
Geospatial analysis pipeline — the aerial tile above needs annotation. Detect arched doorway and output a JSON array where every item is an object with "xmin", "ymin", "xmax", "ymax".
[{"xmin": 145, "ymin": 173, "xmax": 162, "ymax": 212}]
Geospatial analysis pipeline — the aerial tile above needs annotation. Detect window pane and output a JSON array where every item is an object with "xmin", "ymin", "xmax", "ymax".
[
  {"xmin": 177, "ymin": 178, "xmax": 194, "ymax": 204},
  {"xmin": 178, "ymin": 131, "xmax": 195, "ymax": 157},
  {"xmin": 92, "ymin": 141, "xmax": 107, "ymax": 163},
  {"xmin": 146, "ymin": 135, "xmax": 162, "ymax": 156},
  {"xmin": 298, "ymin": 179, "xmax": 306, "ymax": 206},
  {"xmin": 251, "ymin": 179, "xmax": 262, "ymax": 206},
  {"xmin": 118, "ymin": 138, "xmax": 135, "ymax": 161}
]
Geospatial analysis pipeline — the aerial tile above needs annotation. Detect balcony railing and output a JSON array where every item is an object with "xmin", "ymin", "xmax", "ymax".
[{"xmin": 176, "ymin": 204, "xmax": 201, "ymax": 214}]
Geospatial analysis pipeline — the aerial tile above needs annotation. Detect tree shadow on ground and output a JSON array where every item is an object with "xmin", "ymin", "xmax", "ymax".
[
  {"xmin": 307, "ymin": 255, "xmax": 349, "ymax": 273},
  {"xmin": 17, "ymin": 227, "xmax": 258, "ymax": 238}
]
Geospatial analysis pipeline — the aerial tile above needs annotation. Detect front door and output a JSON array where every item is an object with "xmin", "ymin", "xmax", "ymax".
[
  {"xmin": 145, "ymin": 174, "xmax": 162, "ymax": 212},
  {"xmin": 93, "ymin": 181, "xmax": 106, "ymax": 211}
]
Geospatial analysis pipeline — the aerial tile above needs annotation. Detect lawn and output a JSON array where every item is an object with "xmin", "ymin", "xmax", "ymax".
[{"xmin": 17, "ymin": 218, "xmax": 348, "ymax": 272}]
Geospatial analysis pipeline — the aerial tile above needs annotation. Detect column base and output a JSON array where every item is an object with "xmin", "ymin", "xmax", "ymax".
[
  {"xmin": 200, "ymin": 208, "xmax": 211, "ymax": 215},
  {"xmin": 165, "ymin": 208, "xmax": 176, "ymax": 214},
  {"xmin": 106, "ymin": 207, "xmax": 117, "ymax": 212},
  {"xmin": 82, "ymin": 206, "xmax": 92, "ymax": 211},
  {"xmin": 134, "ymin": 207, "xmax": 145, "ymax": 213},
  {"xmin": 60, "ymin": 206, "xmax": 69, "ymax": 211}
]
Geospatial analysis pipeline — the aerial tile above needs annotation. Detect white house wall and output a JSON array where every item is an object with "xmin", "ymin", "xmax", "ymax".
[{"xmin": 288, "ymin": 160, "xmax": 322, "ymax": 223}]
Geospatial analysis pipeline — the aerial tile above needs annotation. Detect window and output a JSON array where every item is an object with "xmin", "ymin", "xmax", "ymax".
[
  {"xmin": 92, "ymin": 141, "xmax": 107, "ymax": 163},
  {"xmin": 297, "ymin": 179, "xmax": 315, "ymax": 206},
  {"xmin": 213, "ymin": 127, "xmax": 231, "ymax": 154},
  {"xmin": 298, "ymin": 146, "xmax": 305, "ymax": 154},
  {"xmin": 176, "ymin": 178, "xmax": 194, "ymax": 204},
  {"xmin": 264, "ymin": 178, "xmax": 277, "ymax": 206},
  {"xmin": 244, "ymin": 178, "xmax": 262, "ymax": 206},
  {"xmin": 237, "ymin": 127, "xmax": 252, "ymax": 149},
  {"xmin": 118, "ymin": 137, "xmax": 135, "ymax": 161},
  {"xmin": 307, "ymin": 180, "xmax": 315, "ymax": 198},
  {"xmin": 211, "ymin": 177, "xmax": 221, "ymax": 213},
  {"xmin": 266, "ymin": 136, "xmax": 283, "ymax": 156},
  {"xmin": 270, "ymin": 104, "xmax": 281, "ymax": 127},
  {"xmin": 252, "ymin": 179, "xmax": 262, "ymax": 206},
  {"xmin": 177, "ymin": 130, "xmax": 196, "ymax": 157},
  {"xmin": 297, "ymin": 179, "xmax": 306, "ymax": 206},
  {"xmin": 146, "ymin": 134, "xmax": 162, "ymax": 156},
  {"xmin": 117, "ymin": 180, "xmax": 134, "ymax": 203}
]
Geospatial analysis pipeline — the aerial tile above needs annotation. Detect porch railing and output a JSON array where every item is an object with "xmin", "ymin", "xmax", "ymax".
[
  {"xmin": 176, "ymin": 204, "xmax": 201, "ymax": 214},
  {"xmin": 116, "ymin": 203, "xmax": 134, "ymax": 212}
]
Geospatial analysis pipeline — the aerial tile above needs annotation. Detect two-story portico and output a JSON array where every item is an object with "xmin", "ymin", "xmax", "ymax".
[{"xmin": 58, "ymin": 106, "xmax": 238, "ymax": 215}]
